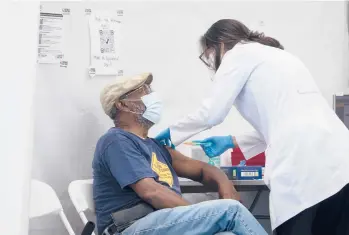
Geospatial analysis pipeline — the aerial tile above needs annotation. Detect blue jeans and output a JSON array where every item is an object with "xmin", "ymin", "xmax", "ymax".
[{"xmin": 121, "ymin": 199, "xmax": 267, "ymax": 235}]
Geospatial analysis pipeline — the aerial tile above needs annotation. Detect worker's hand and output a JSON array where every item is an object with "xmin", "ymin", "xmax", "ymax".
[
  {"xmin": 194, "ymin": 135, "xmax": 234, "ymax": 158},
  {"xmin": 155, "ymin": 128, "xmax": 175, "ymax": 149}
]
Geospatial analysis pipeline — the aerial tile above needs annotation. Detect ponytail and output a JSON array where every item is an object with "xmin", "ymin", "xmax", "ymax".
[{"xmin": 248, "ymin": 31, "xmax": 284, "ymax": 50}]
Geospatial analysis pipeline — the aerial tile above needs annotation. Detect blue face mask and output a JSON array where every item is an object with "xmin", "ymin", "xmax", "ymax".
[
  {"xmin": 141, "ymin": 92, "xmax": 163, "ymax": 124},
  {"xmin": 122, "ymin": 92, "xmax": 163, "ymax": 124}
]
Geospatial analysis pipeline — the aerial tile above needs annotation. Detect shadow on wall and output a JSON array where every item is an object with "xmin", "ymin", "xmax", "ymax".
[{"xmin": 31, "ymin": 110, "xmax": 106, "ymax": 234}]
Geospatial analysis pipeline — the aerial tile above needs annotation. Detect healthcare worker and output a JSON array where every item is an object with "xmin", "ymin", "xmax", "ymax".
[{"xmin": 155, "ymin": 19, "xmax": 349, "ymax": 235}]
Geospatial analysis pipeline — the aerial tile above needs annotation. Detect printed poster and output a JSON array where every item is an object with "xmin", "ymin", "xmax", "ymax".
[
  {"xmin": 88, "ymin": 10, "xmax": 123, "ymax": 77},
  {"xmin": 37, "ymin": 12, "xmax": 64, "ymax": 63}
]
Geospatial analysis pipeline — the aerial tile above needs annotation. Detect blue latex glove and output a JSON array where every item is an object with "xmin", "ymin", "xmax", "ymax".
[
  {"xmin": 155, "ymin": 128, "xmax": 175, "ymax": 149},
  {"xmin": 193, "ymin": 135, "xmax": 234, "ymax": 158}
]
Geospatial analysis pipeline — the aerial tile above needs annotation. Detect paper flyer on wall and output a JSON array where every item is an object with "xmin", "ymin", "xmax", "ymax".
[
  {"xmin": 37, "ymin": 12, "xmax": 64, "ymax": 64},
  {"xmin": 88, "ymin": 10, "xmax": 123, "ymax": 77}
]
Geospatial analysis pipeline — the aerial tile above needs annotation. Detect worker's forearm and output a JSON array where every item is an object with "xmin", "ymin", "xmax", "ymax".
[{"xmin": 143, "ymin": 185, "xmax": 189, "ymax": 209}]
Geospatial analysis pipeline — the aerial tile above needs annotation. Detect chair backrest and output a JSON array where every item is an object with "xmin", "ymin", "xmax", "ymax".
[
  {"xmin": 30, "ymin": 179, "xmax": 62, "ymax": 218},
  {"xmin": 68, "ymin": 179, "xmax": 95, "ymax": 214},
  {"xmin": 30, "ymin": 179, "xmax": 75, "ymax": 235}
]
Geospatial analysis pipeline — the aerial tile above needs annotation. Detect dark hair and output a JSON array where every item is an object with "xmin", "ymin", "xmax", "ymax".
[{"xmin": 201, "ymin": 19, "xmax": 284, "ymax": 70}]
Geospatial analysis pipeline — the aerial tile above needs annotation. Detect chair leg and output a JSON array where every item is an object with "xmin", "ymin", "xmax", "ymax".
[
  {"xmin": 59, "ymin": 210, "xmax": 76, "ymax": 235},
  {"xmin": 79, "ymin": 212, "xmax": 96, "ymax": 235}
]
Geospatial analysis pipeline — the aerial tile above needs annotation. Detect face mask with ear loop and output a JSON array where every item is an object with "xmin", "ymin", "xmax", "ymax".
[
  {"xmin": 213, "ymin": 40, "xmax": 226, "ymax": 71},
  {"xmin": 202, "ymin": 31, "xmax": 225, "ymax": 70},
  {"xmin": 200, "ymin": 44, "xmax": 224, "ymax": 80},
  {"xmin": 207, "ymin": 48, "xmax": 222, "ymax": 81},
  {"xmin": 120, "ymin": 92, "xmax": 163, "ymax": 124},
  {"xmin": 199, "ymin": 48, "xmax": 217, "ymax": 81},
  {"xmin": 214, "ymin": 46, "xmax": 222, "ymax": 71}
]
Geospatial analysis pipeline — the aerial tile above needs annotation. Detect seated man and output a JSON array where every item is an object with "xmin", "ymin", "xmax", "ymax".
[{"xmin": 93, "ymin": 73, "xmax": 267, "ymax": 235}]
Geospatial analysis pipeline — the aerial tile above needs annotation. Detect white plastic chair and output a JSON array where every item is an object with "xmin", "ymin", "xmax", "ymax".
[
  {"xmin": 68, "ymin": 179, "xmax": 96, "ymax": 235},
  {"xmin": 67, "ymin": 180, "xmax": 235, "ymax": 235},
  {"xmin": 30, "ymin": 179, "xmax": 75, "ymax": 235}
]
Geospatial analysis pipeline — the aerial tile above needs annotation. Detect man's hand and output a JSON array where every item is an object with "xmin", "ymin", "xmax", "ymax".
[
  {"xmin": 221, "ymin": 191, "xmax": 241, "ymax": 202},
  {"xmin": 168, "ymin": 148, "xmax": 241, "ymax": 201},
  {"xmin": 218, "ymin": 181, "xmax": 242, "ymax": 202}
]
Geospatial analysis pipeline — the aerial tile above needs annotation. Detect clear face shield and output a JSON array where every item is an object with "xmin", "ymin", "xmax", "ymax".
[
  {"xmin": 119, "ymin": 84, "xmax": 152, "ymax": 115},
  {"xmin": 120, "ymin": 84, "xmax": 153, "ymax": 101}
]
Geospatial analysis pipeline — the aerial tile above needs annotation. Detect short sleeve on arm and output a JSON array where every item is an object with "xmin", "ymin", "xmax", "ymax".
[{"xmin": 104, "ymin": 136, "xmax": 157, "ymax": 189}]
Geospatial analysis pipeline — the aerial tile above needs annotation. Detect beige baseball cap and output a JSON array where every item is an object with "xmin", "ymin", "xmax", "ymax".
[{"xmin": 100, "ymin": 72, "xmax": 153, "ymax": 117}]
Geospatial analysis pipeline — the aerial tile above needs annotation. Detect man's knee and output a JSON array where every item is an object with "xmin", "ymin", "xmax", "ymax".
[
  {"xmin": 216, "ymin": 199, "xmax": 243, "ymax": 210},
  {"xmin": 211, "ymin": 199, "xmax": 242, "ymax": 206},
  {"xmin": 198, "ymin": 199, "xmax": 243, "ymax": 213}
]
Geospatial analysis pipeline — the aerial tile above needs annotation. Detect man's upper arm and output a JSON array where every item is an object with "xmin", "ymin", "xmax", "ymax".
[
  {"xmin": 105, "ymin": 136, "xmax": 156, "ymax": 189},
  {"xmin": 167, "ymin": 148, "xmax": 205, "ymax": 182}
]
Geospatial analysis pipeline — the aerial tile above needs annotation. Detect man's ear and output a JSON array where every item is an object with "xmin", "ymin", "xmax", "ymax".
[{"xmin": 115, "ymin": 101, "xmax": 127, "ymax": 112}]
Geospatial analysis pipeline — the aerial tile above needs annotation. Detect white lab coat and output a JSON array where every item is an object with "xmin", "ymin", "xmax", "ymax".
[{"xmin": 169, "ymin": 42, "xmax": 349, "ymax": 230}]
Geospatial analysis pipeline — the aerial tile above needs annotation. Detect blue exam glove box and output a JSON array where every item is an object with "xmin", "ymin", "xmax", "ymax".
[{"xmin": 220, "ymin": 166, "xmax": 263, "ymax": 180}]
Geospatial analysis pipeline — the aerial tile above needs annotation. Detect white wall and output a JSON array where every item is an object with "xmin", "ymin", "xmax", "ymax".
[
  {"xmin": 0, "ymin": 2, "xmax": 39, "ymax": 235},
  {"xmin": 31, "ymin": 1, "xmax": 349, "ymax": 234}
]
